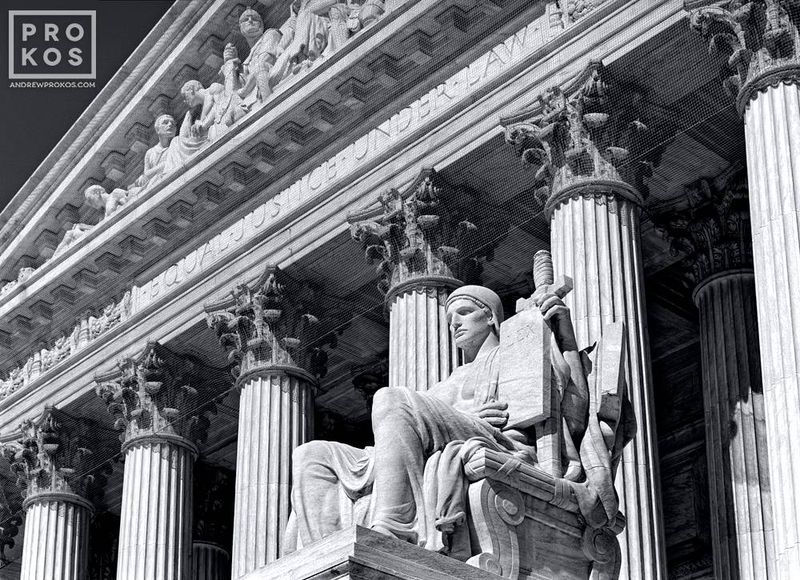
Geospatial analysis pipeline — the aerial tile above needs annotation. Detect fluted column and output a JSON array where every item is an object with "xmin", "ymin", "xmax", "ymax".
[
  {"xmin": 3, "ymin": 407, "xmax": 98, "ymax": 580},
  {"xmin": 192, "ymin": 463, "xmax": 234, "ymax": 580},
  {"xmin": 657, "ymin": 169, "xmax": 774, "ymax": 578},
  {"xmin": 689, "ymin": 2, "xmax": 800, "ymax": 572},
  {"xmin": 206, "ymin": 266, "xmax": 324, "ymax": 577},
  {"xmin": 503, "ymin": 62, "xmax": 666, "ymax": 578},
  {"xmin": 193, "ymin": 543, "xmax": 230, "ymax": 580},
  {"xmin": 350, "ymin": 168, "xmax": 494, "ymax": 391},
  {"xmin": 95, "ymin": 342, "xmax": 227, "ymax": 580},
  {"xmin": 696, "ymin": 273, "xmax": 773, "ymax": 578}
]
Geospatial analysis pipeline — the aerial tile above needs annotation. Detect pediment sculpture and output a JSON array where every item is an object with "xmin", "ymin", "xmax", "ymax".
[{"xmin": 282, "ymin": 250, "xmax": 635, "ymax": 579}]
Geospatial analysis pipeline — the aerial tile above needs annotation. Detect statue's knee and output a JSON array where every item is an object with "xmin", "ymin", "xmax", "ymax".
[
  {"xmin": 292, "ymin": 440, "xmax": 331, "ymax": 474},
  {"xmin": 371, "ymin": 387, "xmax": 406, "ymax": 425}
]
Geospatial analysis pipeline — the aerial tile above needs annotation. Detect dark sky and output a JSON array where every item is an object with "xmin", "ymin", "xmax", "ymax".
[{"xmin": 0, "ymin": 0, "xmax": 174, "ymax": 212}]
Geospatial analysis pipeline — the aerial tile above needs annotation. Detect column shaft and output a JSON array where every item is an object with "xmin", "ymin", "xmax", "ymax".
[
  {"xmin": 192, "ymin": 542, "xmax": 230, "ymax": 580},
  {"xmin": 116, "ymin": 439, "xmax": 194, "ymax": 580},
  {"xmin": 388, "ymin": 286, "xmax": 457, "ymax": 390},
  {"xmin": 20, "ymin": 496, "xmax": 90, "ymax": 580},
  {"xmin": 550, "ymin": 191, "xmax": 665, "ymax": 579},
  {"xmin": 231, "ymin": 372, "xmax": 313, "ymax": 578},
  {"xmin": 744, "ymin": 81, "xmax": 800, "ymax": 573},
  {"xmin": 695, "ymin": 272, "xmax": 774, "ymax": 579}
]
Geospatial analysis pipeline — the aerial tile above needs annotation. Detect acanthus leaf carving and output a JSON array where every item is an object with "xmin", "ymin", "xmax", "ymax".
[
  {"xmin": 1, "ymin": 407, "xmax": 103, "ymax": 502},
  {"xmin": 652, "ymin": 165, "xmax": 752, "ymax": 284},
  {"xmin": 502, "ymin": 62, "xmax": 664, "ymax": 214},
  {"xmin": 205, "ymin": 265, "xmax": 330, "ymax": 381},
  {"xmin": 349, "ymin": 168, "xmax": 498, "ymax": 296},
  {"xmin": 94, "ymin": 342, "xmax": 230, "ymax": 447},
  {"xmin": 688, "ymin": 0, "xmax": 800, "ymax": 113}
]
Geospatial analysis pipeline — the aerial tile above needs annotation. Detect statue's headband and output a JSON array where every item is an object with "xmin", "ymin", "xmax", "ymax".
[{"xmin": 445, "ymin": 285, "xmax": 504, "ymax": 334}]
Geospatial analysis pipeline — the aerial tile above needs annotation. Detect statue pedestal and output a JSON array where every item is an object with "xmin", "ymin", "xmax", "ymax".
[
  {"xmin": 241, "ymin": 525, "xmax": 502, "ymax": 580},
  {"xmin": 244, "ymin": 446, "xmax": 624, "ymax": 580}
]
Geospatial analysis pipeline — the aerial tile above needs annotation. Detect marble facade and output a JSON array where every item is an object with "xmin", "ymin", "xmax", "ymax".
[{"xmin": 0, "ymin": 0, "xmax": 796, "ymax": 578}]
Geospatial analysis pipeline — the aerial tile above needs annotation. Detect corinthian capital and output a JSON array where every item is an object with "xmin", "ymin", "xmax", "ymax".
[
  {"xmin": 653, "ymin": 165, "xmax": 752, "ymax": 284},
  {"xmin": 95, "ymin": 342, "xmax": 229, "ymax": 449},
  {"xmin": 688, "ymin": 0, "xmax": 800, "ymax": 113},
  {"xmin": 205, "ymin": 266, "xmax": 329, "ymax": 382},
  {"xmin": 2, "ymin": 407, "xmax": 100, "ymax": 502},
  {"xmin": 502, "ymin": 62, "xmax": 658, "ymax": 215},
  {"xmin": 349, "ymin": 168, "xmax": 494, "ymax": 297}
]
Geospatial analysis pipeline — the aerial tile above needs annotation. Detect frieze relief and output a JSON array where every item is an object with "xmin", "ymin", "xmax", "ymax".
[
  {"xmin": 0, "ymin": 0, "xmax": 611, "ymax": 402},
  {"xmin": 0, "ymin": 292, "xmax": 132, "ymax": 399}
]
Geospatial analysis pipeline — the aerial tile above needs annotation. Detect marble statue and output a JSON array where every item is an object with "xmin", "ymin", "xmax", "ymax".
[
  {"xmin": 0, "ymin": 267, "xmax": 35, "ymax": 298},
  {"xmin": 52, "ymin": 223, "xmax": 94, "ymax": 259},
  {"xmin": 181, "ymin": 78, "xmax": 247, "ymax": 143},
  {"xmin": 233, "ymin": 8, "xmax": 288, "ymax": 107},
  {"xmin": 285, "ymin": 262, "xmax": 633, "ymax": 569},
  {"xmin": 84, "ymin": 185, "xmax": 131, "ymax": 219},
  {"xmin": 269, "ymin": 0, "xmax": 337, "ymax": 86},
  {"xmin": 131, "ymin": 114, "xmax": 178, "ymax": 191}
]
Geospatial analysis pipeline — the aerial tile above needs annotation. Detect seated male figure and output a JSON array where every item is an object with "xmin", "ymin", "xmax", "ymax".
[{"xmin": 284, "ymin": 283, "xmax": 587, "ymax": 555}]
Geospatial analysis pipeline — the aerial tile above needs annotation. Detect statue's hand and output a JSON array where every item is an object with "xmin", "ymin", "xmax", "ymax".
[
  {"xmin": 474, "ymin": 401, "xmax": 508, "ymax": 428},
  {"xmin": 535, "ymin": 292, "xmax": 578, "ymax": 352}
]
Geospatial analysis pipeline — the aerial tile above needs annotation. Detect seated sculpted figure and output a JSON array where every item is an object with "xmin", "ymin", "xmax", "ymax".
[
  {"xmin": 85, "ymin": 184, "xmax": 130, "ymax": 218},
  {"xmin": 284, "ymin": 283, "xmax": 615, "ymax": 557},
  {"xmin": 130, "ymin": 114, "xmax": 178, "ymax": 192}
]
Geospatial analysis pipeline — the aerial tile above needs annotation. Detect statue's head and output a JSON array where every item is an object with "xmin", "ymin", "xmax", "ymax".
[
  {"xmin": 84, "ymin": 185, "xmax": 107, "ymax": 209},
  {"xmin": 445, "ymin": 285, "xmax": 503, "ymax": 355},
  {"xmin": 154, "ymin": 114, "xmax": 176, "ymax": 138},
  {"xmin": 239, "ymin": 7, "xmax": 264, "ymax": 38},
  {"xmin": 181, "ymin": 80, "xmax": 204, "ymax": 107}
]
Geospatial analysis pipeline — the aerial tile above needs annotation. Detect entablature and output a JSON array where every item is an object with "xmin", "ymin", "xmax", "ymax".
[
  {"xmin": 0, "ymin": 0, "xmax": 550, "ymax": 363},
  {"xmin": 0, "ymin": 0, "xmax": 690, "ymax": 425}
]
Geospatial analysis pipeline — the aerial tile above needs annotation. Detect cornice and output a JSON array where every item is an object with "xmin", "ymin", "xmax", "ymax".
[
  {"xmin": 0, "ymin": 0, "xmax": 686, "ymax": 421},
  {"xmin": 0, "ymin": 0, "xmax": 211, "ymax": 247},
  {"xmin": 0, "ymin": 0, "xmax": 544, "ymax": 375}
]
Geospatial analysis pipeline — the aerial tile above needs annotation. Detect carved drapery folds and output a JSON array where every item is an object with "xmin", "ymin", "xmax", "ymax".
[
  {"xmin": 205, "ymin": 265, "xmax": 329, "ymax": 383},
  {"xmin": 503, "ymin": 61, "xmax": 666, "ymax": 579},
  {"xmin": 95, "ymin": 341, "xmax": 228, "ymax": 449},
  {"xmin": 349, "ymin": 168, "xmax": 492, "ymax": 299},
  {"xmin": 654, "ymin": 166, "xmax": 753, "ymax": 284},
  {"xmin": 503, "ymin": 61, "xmax": 657, "ymax": 214},
  {"xmin": 688, "ymin": 0, "xmax": 800, "ymax": 113}
]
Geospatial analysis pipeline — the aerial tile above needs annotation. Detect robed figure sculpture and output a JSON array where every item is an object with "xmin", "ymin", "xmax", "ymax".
[{"xmin": 283, "ymin": 251, "xmax": 635, "ymax": 579}]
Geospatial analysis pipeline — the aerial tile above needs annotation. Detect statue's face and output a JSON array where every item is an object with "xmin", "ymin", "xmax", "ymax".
[
  {"xmin": 154, "ymin": 115, "xmax": 176, "ymax": 138},
  {"xmin": 446, "ymin": 298, "xmax": 494, "ymax": 353},
  {"xmin": 240, "ymin": 11, "xmax": 264, "ymax": 38},
  {"xmin": 183, "ymin": 85, "xmax": 203, "ymax": 107},
  {"xmin": 84, "ymin": 186, "xmax": 105, "ymax": 209}
]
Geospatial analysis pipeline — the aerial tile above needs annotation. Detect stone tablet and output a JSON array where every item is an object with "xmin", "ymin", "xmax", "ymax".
[{"xmin": 497, "ymin": 307, "xmax": 551, "ymax": 430}]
